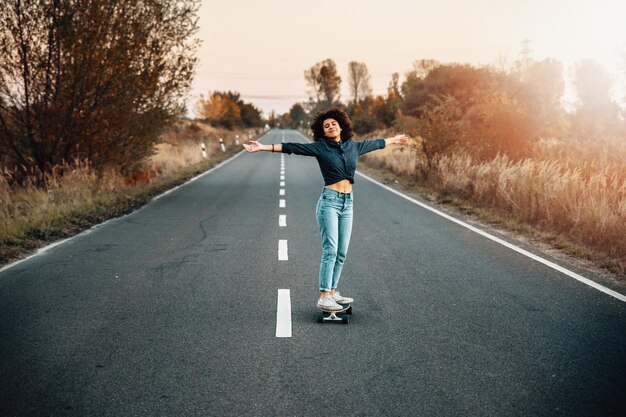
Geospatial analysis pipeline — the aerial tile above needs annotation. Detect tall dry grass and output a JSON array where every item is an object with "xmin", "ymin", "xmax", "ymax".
[
  {"xmin": 0, "ymin": 122, "xmax": 257, "ymax": 263},
  {"xmin": 0, "ymin": 160, "xmax": 124, "ymax": 242},
  {"xmin": 154, "ymin": 120, "xmax": 256, "ymax": 175},
  {"xmin": 361, "ymin": 134, "xmax": 626, "ymax": 274}
]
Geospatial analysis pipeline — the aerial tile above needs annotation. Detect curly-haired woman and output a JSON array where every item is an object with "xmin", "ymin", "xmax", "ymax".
[{"xmin": 243, "ymin": 108, "xmax": 408, "ymax": 311}]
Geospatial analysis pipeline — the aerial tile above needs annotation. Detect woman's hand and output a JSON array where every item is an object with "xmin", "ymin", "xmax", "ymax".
[
  {"xmin": 386, "ymin": 134, "xmax": 409, "ymax": 146},
  {"xmin": 243, "ymin": 141, "xmax": 264, "ymax": 152}
]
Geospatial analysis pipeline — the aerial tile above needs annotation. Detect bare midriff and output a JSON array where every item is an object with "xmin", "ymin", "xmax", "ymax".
[{"xmin": 325, "ymin": 179, "xmax": 352, "ymax": 194}]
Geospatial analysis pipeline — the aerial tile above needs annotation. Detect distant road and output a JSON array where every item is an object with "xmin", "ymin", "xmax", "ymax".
[{"xmin": 1, "ymin": 129, "xmax": 625, "ymax": 416}]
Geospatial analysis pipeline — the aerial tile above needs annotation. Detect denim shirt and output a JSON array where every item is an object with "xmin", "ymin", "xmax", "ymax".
[{"xmin": 281, "ymin": 137, "xmax": 386, "ymax": 185}]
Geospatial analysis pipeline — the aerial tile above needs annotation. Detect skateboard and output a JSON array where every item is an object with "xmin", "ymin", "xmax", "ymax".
[{"xmin": 317, "ymin": 303, "xmax": 352, "ymax": 324}]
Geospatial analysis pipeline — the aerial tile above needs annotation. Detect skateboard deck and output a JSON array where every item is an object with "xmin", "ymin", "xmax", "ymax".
[{"xmin": 317, "ymin": 303, "xmax": 352, "ymax": 324}]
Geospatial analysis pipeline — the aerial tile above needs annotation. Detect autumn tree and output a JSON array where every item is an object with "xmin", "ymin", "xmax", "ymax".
[
  {"xmin": 402, "ymin": 64, "xmax": 538, "ymax": 161},
  {"xmin": 304, "ymin": 59, "xmax": 342, "ymax": 107},
  {"xmin": 415, "ymin": 94, "xmax": 465, "ymax": 165},
  {"xmin": 289, "ymin": 103, "xmax": 306, "ymax": 128},
  {"xmin": 195, "ymin": 92, "xmax": 241, "ymax": 129},
  {"xmin": 347, "ymin": 61, "xmax": 372, "ymax": 103},
  {"xmin": 240, "ymin": 102, "xmax": 263, "ymax": 128},
  {"xmin": 348, "ymin": 94, "xmax": 398, "ymax": 135},
  {"xmin": 0, "ymin": 0, "xmax": 200, "ymax": 183},
  {"xmin": 464, "ymin": 89, "xmax": 534, "ymax": 159},
  {"xmin": 513, "ymin": 58, "xmax": 566, "ymax": 139},
  {"xmin": 349, "ymin": 97, "xmax": 378, "ymax": 134},
  {"xmin": 195, "ymin": 91, "xmax": 262, "ymax": 129},
  {"xmin": 400, "ymin": 59, "xmax": 441, "ymax": 114},
  {"xmin": 402, "ymin": 63, "xmax": 493, "ymax": 117},
  {"xmin": 278, "ymin": 112, "xmax": 293, "ymax": 129}
]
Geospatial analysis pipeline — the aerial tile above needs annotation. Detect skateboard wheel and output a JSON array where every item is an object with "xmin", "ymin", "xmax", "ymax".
[
  {"xmin": 341, "ymin": 314, "xmax": 350, "ymax": 324},
  {"xmin": 316, "ymin": 313, "xmax": 324, "ymax": 323}
]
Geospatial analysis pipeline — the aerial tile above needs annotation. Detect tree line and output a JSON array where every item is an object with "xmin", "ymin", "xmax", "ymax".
[
  {"xmin": 276, "ymin": 55, "xmax": 626, "ymax": 165},
  {"xmin": 2, "ymin": 0, "xmax": 622, "ymax": 186}
]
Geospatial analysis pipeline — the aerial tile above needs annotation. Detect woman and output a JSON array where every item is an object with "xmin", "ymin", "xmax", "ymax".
[{"xmin": 243, "ymin": 108, "xmax": 408, "ymax": 311}]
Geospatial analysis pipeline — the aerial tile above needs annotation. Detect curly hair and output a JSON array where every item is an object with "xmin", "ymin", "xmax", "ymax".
[{"xmin": 310, "ymin": 108, "xmax": 353, "ymax": 141}]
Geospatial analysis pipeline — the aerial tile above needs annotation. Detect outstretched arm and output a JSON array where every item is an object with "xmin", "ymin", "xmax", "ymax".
[
  {"xmin": 357, "ymin": 134, "xmax": 410, "ymax": 155},
  {"xmin": 243, "ymin": 141, "xmax": 282, "ymax": 153},
  {"xmin": 385, "ymin": 134, "xmax": 409, "ymax": 146},
  {"xmin": 244, "ymin": 141, "xmax": 319, "ymax": 156}
]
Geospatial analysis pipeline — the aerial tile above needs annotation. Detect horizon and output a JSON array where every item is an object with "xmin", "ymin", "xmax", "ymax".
[{"xmin": 188, "ymin": 0, "xmax": 626, "ymax": 118}]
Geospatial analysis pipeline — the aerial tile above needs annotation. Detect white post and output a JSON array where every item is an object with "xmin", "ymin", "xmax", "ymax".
[
  {"xmin": 219, "ymin": 138, "xmax": 226, "ymax": 152},
  {"xmin": 235, "ymin": 134, "xmax": 239, "ymax": 145},
  {"xmin": 201, "ymin": 142, "xmax": 207, "ymax": 159}
]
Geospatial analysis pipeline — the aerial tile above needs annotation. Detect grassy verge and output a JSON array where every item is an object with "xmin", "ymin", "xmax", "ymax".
[
  {"xmin": 358, "ymin": 133, "xmax": 626, "ymax": 280},
  {"xmin": 0, "ymin": 123, "xmax": 255, "ymax": 266}
]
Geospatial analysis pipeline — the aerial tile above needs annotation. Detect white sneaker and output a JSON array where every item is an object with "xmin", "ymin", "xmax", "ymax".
[
  {"xmin": 331, "ymin": 291, "xmax": 353, "ymax": 304},
  {"xmin": 317, "ymin": 296, "xmax": 343, "ymax": 311}
]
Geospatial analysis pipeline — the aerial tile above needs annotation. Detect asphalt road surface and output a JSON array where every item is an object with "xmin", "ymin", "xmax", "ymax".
[{"xmin": 1, "ymin": 129, "xmax": 625, "ymax": 417}]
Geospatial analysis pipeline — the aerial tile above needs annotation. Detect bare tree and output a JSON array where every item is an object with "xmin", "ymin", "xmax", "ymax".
[
  {"xmin": 387, "ymin": 72, "xmax": 400, "ymax": 98},
  {"xmin": 411, "ymin": 59, "xmax": 439, "ymax": 79},
  {"xmin": 0, "ymin": 0, "xmax": 200, "ymax": 183},
  {"xmin": 304, "ymin": 58, "xmax": 341, "ymax": 106},
  {"xmin": 304, "ymin": 62, "xmax": 323, "ymax": 103},
  {"xmin": 347, "ymin": 61, "xmax": 372, "ymax": 103}
]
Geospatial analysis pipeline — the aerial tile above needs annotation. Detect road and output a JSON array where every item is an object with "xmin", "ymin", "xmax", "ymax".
[{"xmin": 1, "ymin": 129, "xmax": 625, "ymax": 416}]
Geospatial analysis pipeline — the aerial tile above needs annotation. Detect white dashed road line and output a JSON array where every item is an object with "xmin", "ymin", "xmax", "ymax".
[
  {"xmin": 276, "ymin": 289, "xmax": 292, "ymax": 337},
  {"xmin": 278, "ymin": 239, "xmax": 288, "ymax": 261},
  {"xmin": 276, "ymin": 134, "xmax": 292, "ymax": 338}
]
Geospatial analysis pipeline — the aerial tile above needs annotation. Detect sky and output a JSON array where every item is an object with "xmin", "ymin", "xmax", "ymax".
[{"xmin": 188, "ymin": 0, "xmax": 626, "ymax": 117}]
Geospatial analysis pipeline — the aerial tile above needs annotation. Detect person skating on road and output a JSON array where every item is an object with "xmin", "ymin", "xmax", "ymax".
[{"xmin": 243, "ymin": 108, "xmax": 408, "ymax": 311}]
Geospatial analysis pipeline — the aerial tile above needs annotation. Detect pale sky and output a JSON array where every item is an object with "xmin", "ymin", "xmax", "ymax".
[{"xmin": 189, "ymin": 0, "xmax": 626, "ymax": 117}]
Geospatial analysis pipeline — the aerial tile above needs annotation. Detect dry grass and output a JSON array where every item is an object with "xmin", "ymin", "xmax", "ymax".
[
  {"xmin": 0, "ymin": 160, "xmax": 119, "ymax": 243},
  {"xmin": 361, "ymin": 133, "xmax": 626, "ymax": 275},
  {"xmin": 155, "ymin": 120, "xmax": 256, "ymax": 173},
  {"xmin": 0, "ymin": 122, "xmax": 259, "ymax": 265}
]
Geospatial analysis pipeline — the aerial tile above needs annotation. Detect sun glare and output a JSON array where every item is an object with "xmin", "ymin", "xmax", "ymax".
[
  {"xmin": 561, "ymin": 1, "xmax": 626, "ymax": 65},
  {"xmin": 545, "ymin": 1, "xmax": 626, "ymax": 110}
]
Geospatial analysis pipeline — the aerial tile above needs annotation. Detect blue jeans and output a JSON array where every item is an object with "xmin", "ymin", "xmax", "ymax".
[{"xmin": 315, "ymin": 188, "xmax": 354, "ymax": 291}]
